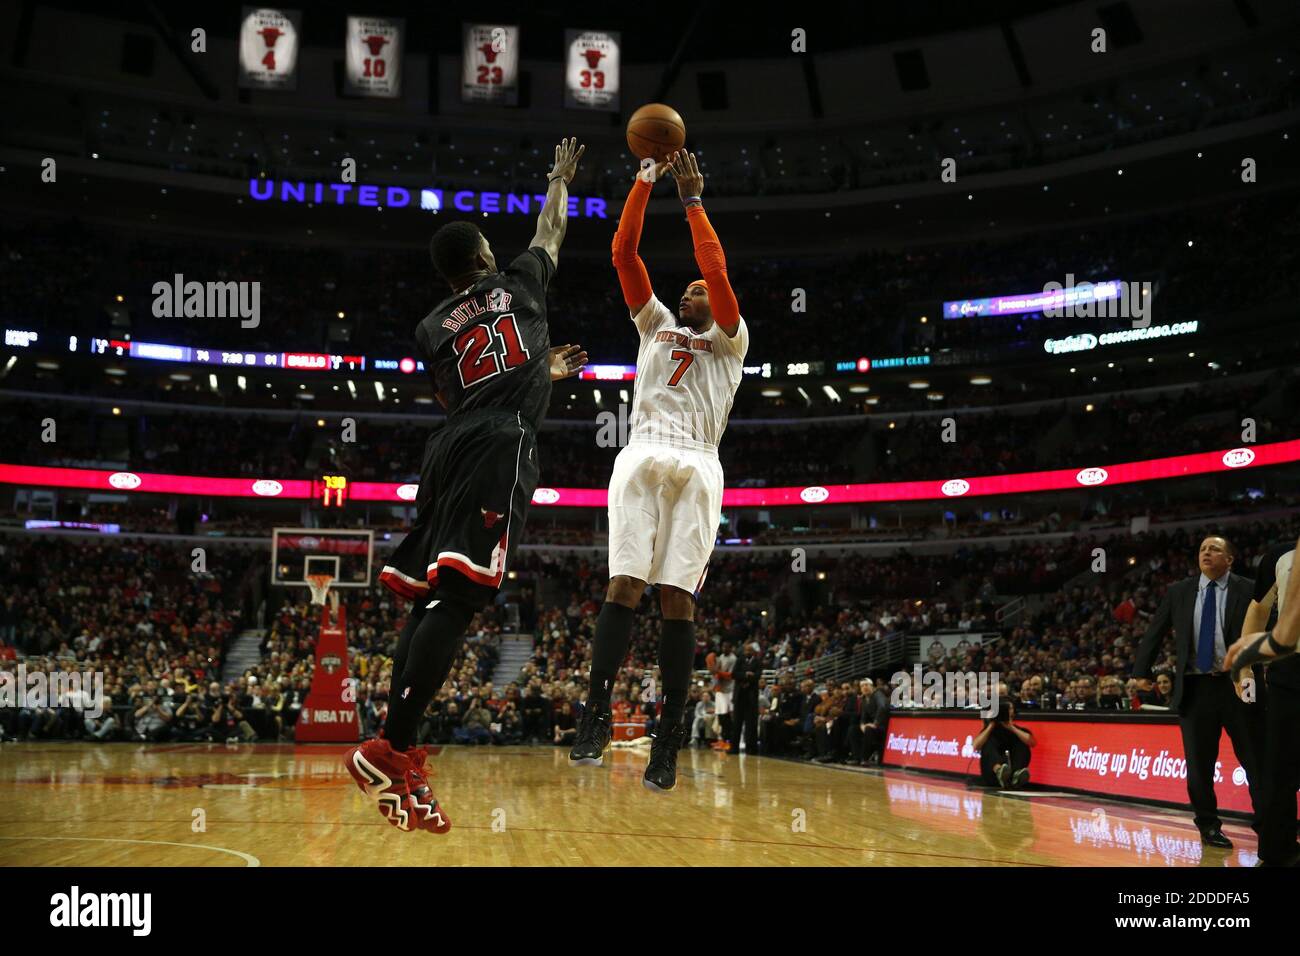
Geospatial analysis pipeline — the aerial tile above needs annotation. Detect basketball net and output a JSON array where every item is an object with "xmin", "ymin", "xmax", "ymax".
[{"xmin": 306, "ymin": 572, "xmax": 336, "ymax": 609}]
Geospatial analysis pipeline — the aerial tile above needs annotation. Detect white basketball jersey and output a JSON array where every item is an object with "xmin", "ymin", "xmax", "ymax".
[{"xmin": 627, "ymin": 295, "xmax": 749, "ymax": 451}]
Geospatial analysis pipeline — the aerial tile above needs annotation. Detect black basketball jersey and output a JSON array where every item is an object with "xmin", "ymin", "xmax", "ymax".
[{"xmin": 414, "ymin": 247, "xmax": 555, "ymax": 430}]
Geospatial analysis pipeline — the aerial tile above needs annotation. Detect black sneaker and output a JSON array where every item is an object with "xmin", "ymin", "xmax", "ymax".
[
  {"xmin": 643, "ymin": 724, "xmax": 688, "ymax": 793},
  {"xmin": 1011, "ymin": 767, "xmax": 1030, "ymax": 788},
  {"xmin": 568, "ymin": 706, "xmax": 612, "ymax": 766}
]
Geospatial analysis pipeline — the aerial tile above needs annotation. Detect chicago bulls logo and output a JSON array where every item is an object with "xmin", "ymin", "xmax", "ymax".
[
  {"xmin": 258, "ymin": 27, "xmax": 283, "ymax": 48},
  {"xmin": 362, "ymin": 35, "xmax": 389, "ymax": 56},
  {"xmin": 481, "ymin": 507, "xmax": 504, "ymax": 528},
  {"xmin": 583, "ymin": 49, "xmax": 604, "ymax": 69},
  {"xmin": 479, "ymin": 42, "xmax": 498, "ymax": 64}
]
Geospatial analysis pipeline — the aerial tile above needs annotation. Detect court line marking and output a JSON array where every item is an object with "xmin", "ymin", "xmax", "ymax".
[
  {"xmin": 0, "ymin": 819, "xmax": 1041, "ymax": 866},
  {"xmin": 0, "ymin": 835, "xmax": 261, "ymax": 866}
]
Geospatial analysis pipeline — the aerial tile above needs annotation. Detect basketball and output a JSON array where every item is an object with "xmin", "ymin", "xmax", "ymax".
[{"xmin": 626, "ymin": 103, "xmax": 686, "ymax": 161}]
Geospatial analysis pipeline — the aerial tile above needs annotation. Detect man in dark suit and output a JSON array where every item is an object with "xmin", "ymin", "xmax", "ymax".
[
  {"xmin": 728, "ymin": 642, "xmax": 763, "ymax": 755},
  {"xmin": 860, "ymin": 678, "xmax": 892, "ymax": 764},
  {"xmin": 1134, "ymin": 535, "xmax": 1266, "ymax": 848},
  {"xmin": 766, "ymin": 678, "xmax": 805, "ymax": 756}
]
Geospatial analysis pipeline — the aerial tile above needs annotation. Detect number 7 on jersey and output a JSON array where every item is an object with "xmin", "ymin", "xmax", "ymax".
[{"xmin": 666, "ymin": 348, "xmax": 694, "ymax": 387}]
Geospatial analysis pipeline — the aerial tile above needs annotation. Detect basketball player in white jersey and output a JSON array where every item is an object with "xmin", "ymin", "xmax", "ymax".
[{"xmin": 569, "ymin": 150, "xmax": 749, "ymax": 792}]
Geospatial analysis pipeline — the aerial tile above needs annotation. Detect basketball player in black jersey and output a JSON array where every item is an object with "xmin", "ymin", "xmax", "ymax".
[{"xmin": 345, "ymin": 137, "xmax": 587, "ymax": 834}]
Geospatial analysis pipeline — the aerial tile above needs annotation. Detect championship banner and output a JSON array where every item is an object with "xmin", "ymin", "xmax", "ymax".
[
  {"xmin": 344, "ymin": 15, "xmax": 404, "ymax": 98},
  {"xmin": 238, "ymin": 7, "xmax": 302, "ymax": 91},
  {"xmin": 461, "ymin": 23, "xmax": 520, "ymax": 105},
  {"xmin": 564, "ymin": 29, "xmax": 620, "ymax": 111}
]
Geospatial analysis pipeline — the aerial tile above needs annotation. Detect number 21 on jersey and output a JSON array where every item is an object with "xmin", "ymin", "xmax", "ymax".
[{"xmin": 454, "ymin": 313, "xmax": 530, "ymax": 387}]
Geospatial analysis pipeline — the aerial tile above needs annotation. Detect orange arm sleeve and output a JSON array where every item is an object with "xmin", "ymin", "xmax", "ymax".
[
  {"xmin": 610, "ymin": 178, "xmax": 654, "ymax": 310},
  {"xmin": 686, "ymin": 204, "xmax": 740, "ymax": 335}
]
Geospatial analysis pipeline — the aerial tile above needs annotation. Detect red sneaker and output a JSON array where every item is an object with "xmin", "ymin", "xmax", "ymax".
[{"xmin": 344, "ymin": 738, "xmax": 452, "ymax": 834}]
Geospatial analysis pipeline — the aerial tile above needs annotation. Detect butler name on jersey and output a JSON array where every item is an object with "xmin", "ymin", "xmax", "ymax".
[{"xmin": 627, "ymin": 294, "xmax": 749, "ymax": 450}]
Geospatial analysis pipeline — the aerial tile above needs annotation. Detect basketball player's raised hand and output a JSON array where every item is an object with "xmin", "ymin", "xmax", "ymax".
[
  {"xmin": 637, "ymin": 157, "xmax": 675, "ymax": 184},
  {"xmin": 548, "ymin": 343, "xmax": 588, "ymax": 381},
  {"xmin": 549, "ymin": 137, "xmax": 586, "ymax": 184},
  {"xmin": 668, "ymin": 150, "xmax": 704, "ymax": 203}
]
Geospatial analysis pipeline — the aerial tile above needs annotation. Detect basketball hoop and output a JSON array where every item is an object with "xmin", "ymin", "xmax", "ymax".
[{"xmin": 306, "ymin": 572, "xmax": 335, "ymax": 607}]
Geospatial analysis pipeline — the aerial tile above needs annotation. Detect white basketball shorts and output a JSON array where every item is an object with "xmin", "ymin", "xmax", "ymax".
[{"xmin": 607, "ymin": 441, "xmax": 723, "ymax": 597}]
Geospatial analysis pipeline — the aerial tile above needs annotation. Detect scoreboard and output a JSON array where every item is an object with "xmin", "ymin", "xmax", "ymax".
[{"xmin": 314, "ymin": 475, "xmax": 349, "ymax": 508}]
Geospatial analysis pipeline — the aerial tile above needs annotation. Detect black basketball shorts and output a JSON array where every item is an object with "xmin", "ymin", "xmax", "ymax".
[{"xmin": 380, "ymin": 408, "xmax": 539, "ymax": 606}]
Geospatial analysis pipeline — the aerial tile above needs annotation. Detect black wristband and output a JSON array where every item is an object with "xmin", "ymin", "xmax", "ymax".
[
  {"xmin": 1233, "ymin": 631, "xmax": 1277, "ymax": 674},
  {"xmin": 1267, "ymin": 631, "xmax": 1296, "ymax": 657}
]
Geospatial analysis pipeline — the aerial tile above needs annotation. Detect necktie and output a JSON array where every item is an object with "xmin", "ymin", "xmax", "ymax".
[{"xmin": 1197, "ymin": 583, "xmax": 1217, "ymax": 672}]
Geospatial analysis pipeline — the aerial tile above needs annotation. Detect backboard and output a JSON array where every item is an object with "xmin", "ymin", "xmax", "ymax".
[{"xmin": 271, "ymin": 528, "xmax": 373, "ymax": 589}]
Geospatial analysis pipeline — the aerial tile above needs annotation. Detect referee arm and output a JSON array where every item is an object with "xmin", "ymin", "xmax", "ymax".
[{"xmin": 1226, "ymin": 535, "xmax": 1300, "ymax": 688}]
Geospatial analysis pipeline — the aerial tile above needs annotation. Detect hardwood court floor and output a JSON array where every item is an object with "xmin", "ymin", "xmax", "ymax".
[{"xmin": 0, "ymin": 742, "xmax": 1260, "ymax": 867}]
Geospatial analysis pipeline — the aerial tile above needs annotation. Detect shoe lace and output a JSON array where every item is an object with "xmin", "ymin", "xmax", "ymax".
[{"xmin": 401, "ymin": 746, "xmax": 432, "ymax": 792}]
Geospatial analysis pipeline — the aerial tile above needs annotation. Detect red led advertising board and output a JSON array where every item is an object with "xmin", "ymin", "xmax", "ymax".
[{"xmin": 884, "ymin": 712, "xmax": 1300, "ymax": 817}]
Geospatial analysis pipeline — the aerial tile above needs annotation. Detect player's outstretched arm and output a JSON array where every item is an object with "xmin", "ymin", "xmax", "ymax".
[
  {"xmin": 611, "ymin": 161, "xmax": 668, "ymax": 316},
  {"xmin": 529, "ymin": 137, "xmax": 585, "ymax": 268},
  {"xmin": 671, "ymin": 150, "xmax": 741, "ymax": 337}
]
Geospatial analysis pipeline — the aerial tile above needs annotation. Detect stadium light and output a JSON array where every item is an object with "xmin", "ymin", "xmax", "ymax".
[{"xmin": 822, "ymin": 385, "xmax": 841, "ymax": 402}]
